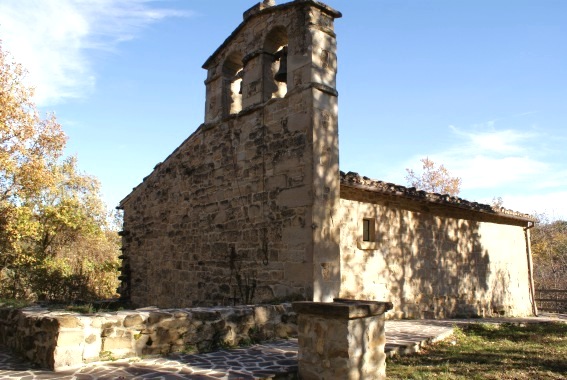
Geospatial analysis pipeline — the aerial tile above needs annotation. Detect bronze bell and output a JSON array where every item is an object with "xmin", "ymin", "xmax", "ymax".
[{"xmin": 274, "ymin": 47, "xmax": 288, "ymax": 83}]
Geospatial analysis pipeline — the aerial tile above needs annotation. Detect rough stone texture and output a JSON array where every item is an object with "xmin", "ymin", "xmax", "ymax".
[
  {"xmin": 118, "ymin": 0, "xmax": 536, "ymax": 320},
  {"xmin": 0, "ymin": 304, "xmax": 297, "ymax": 371},
  {"xmin": 1, "ymin": 315, "xmax": 565, "ymax": 379},
  {"xmin": 119, "ymin": 0, "xmax": 342, "ymax": 308},
  {"xmin": 293, "ymin": 299, "xmax": 393, "ymax": 319},
  {"xmin": 293, "ymin": 301, "xmax": 391, "ymax": 380},
  {"xmin": 338, "ymin": 185, "xmax": 535, "ymax": 319}
]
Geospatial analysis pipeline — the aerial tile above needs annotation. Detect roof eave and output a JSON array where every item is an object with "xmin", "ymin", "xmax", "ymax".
[{"xmin": 339, "ymin": 176, "xmax": 536, "ymax": 225}]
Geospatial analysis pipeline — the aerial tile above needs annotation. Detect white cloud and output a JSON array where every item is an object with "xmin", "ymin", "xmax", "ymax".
[
  {"xmin": 449, "ymin": 125, "xmax": 535, "ymax": 155},
  {"xmin": 397, "ymin": 119, "xmax": 567, "ymax": 218},
  {"xmin": 0, "ymin": 0, "xmax": 189, "ymax": 106},
  {"xmin": 452, "ymin": 155, "xmax": 547, "ymax": 190},
  {"xmin": 500, "ymin": 192, "xmax": 567, "ymax": 222},
  {"xmin": 438, "ymin": 125, "xmax": 547, "ymax": 190}
]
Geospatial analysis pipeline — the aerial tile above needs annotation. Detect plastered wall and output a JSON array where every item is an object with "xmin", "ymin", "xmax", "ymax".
[{"xmin": 338, "ymin": 189, "xmax": 533, "ymax": 318}]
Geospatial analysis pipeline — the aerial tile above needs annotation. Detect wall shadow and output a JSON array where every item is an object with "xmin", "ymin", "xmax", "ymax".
[{"xmin": 339, "ymin": 183, "xmax": 531, "ymax": 319}]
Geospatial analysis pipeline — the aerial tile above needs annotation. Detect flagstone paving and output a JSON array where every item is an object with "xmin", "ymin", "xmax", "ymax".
[{"xmin": 0, "ymin": 313, "xmax": 564, "ymax": 379}]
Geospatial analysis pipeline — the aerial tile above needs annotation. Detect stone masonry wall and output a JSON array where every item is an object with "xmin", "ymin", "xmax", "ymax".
[
  {"xmin": 119, "ymin": 1, "xmax": 342, "ymax": 308},
  {"xmin": 0, "ymin": 304, "xmax": 297, "ymax": 371},
  {"xmin": 338, "ymin": 187, "xmax": 534, "ymax": 319}
]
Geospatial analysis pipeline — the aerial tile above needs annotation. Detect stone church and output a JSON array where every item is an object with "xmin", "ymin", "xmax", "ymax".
[{"xmin": 118, "ymin": 0, "xmax": 537, "ymax": 318}]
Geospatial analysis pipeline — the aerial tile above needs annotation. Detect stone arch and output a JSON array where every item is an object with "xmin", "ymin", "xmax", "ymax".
[
  {"xmin": 263, "ymin": 26, "xmax": 288, "ymax": 100},
  {"xmin": 222, "ymin": 51, "xmax": 244, "ymax": 117}
]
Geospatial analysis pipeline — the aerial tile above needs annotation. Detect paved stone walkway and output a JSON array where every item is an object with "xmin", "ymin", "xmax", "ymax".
[{"xmin": 0, "ymin": 314, "xmax": 564, "ymax": 380}]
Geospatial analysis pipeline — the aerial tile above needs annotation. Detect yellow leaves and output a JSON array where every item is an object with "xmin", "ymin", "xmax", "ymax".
[
  {"xmin": 12, "ymin": 252, "xmax": 38, "ymax": 267},
  {"xmin": 0, "ymin": 43, "xmax": 120, "ymax": 302},
  {"xmin": 0, "ymin": 203, "xmax": 38, "ymax": 244},
  {"xmin": 531, "ymin": 218, "xmax": 567, "ymax": 289},
  {"xmin": 532, "ymin": 220, "xmax": 567, "ymax": 258},
  {"xmin": 405, "ymin": 157, "xmax": 462, "ymax": 196},
  {"xmin": 1, "ymin": 42, "xmax": 66, "ymax": 203}
]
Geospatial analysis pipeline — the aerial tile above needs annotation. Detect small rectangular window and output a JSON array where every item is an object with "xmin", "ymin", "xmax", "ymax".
[
  {"xmin": 358, "ymin": 217, "xmax": 378, "ymax": 250},
  {"xmin": 363, "ymin": 219, "xmax": 371, "ymax": 242}
]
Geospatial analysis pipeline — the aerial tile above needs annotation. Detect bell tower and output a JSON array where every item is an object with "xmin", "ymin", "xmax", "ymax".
[{"xmin": 201, "ymin": 0, "xmax": 342, "ymax": 301}]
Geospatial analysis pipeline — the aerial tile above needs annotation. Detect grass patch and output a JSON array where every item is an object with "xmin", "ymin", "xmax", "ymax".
[
  {"xmin": 64, "ymin": 303, "xmax": 96, "ymax": 314},
  {"xmin": 99, "ymin": 350, "xmax": 117, "ymax": 361},
  {"xmin": 0, "ymin": 298, "xmax": 32, "ymax": 309},
  {"xmin": 0, "ymin": 298, "xmax": 127, "ymax": 314},
  {"xmin": 387, "ymin": 322, "xmax": 567, "ymax": 379}
]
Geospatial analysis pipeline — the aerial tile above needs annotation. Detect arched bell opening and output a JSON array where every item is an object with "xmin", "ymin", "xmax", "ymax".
[
  {"xmin": 222, "ymin": 52, "xmax": 244, "ymax": 117},
  {"xmin": 263, "ymin": 26, "xmax": 288, "ymax": 100},
  {"xmin": 274, "ymin": 47, "xmax": 288, "ymax": 84}
]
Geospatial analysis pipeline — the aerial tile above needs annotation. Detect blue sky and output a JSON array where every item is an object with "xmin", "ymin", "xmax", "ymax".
[{"xmin": 1, "ymin": 0, "xmax": 565, "ymax": 220}]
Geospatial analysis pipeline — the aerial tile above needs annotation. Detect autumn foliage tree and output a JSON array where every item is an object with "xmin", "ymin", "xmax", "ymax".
[
  {"xmin": 531, "ymin": 216, "xmax": 567, "ymax": 290},
  {"xmin": 0, "ymin": 43, "xmax": 119, "ymax": 301},
  {"xmin": 405, "ymin": 157, "xmax": 462, "ymax": 196}
]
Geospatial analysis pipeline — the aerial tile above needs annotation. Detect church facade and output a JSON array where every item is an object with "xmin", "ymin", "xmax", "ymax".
[{"xmin": 118, "ymin": 0, "xmax": 537, "ymax": 318}]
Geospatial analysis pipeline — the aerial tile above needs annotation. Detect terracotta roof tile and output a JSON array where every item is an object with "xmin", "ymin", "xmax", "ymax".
[{"xmin": 340, "ymin": 171, "xmax": 535, "ymax": 222}]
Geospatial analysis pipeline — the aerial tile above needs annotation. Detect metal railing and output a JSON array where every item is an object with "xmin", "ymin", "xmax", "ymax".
[{"xmin": 535, "ymin": 289, "xmax": 567, "ymax": 312}]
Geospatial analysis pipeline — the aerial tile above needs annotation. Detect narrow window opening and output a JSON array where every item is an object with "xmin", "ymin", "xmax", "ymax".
[
  {"xmin": 263, "ymin": 26, "xmax": 288, "ymax": 101},
  {"xmin": 229, "ymin": 69, "xmax": 243, "ymax": 114},
  {"xmin": 358, "ymin": 217, "xmax": 377, "ymax": 250},
  {"xmin": 272, "ymin": 46, "xmax": 288, "ymax": 98},
  {"xmin": 222, "ymin": 53, "xmax": 244, "ymax": 117},
  {"xmin": 363, "ymin": 219, "xmax": 371, "ymax": 242}
]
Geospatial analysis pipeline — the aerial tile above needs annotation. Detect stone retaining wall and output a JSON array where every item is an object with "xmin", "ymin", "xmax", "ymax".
[{"xmin": 0, "ymin": 304, "xmax": 297, "ymax": 372}]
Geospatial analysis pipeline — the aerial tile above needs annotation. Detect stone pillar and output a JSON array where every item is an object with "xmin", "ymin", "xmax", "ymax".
[{"xmin": 293, "ymin": 300, "xmax": 393, "ymax": 380}]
